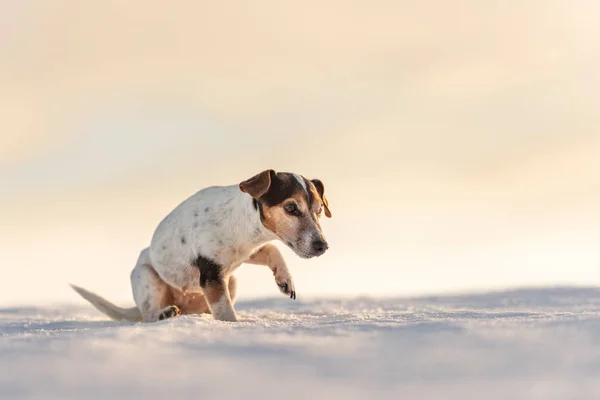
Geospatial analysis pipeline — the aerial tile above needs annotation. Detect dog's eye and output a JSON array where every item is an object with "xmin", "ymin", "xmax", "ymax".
[
  {"xmin": 316, "ymin": 206, "xmax": 322, "ymax": 216},
  {"xmin": 284, "ymin": 203, "xmax": 300, "ymax": 216}
]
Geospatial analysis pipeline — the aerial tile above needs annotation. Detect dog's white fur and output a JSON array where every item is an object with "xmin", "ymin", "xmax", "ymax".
[
  {"xmin": 72, "ymin": 175, "xmax": 324, "ymax": 322},
  {"xmin": 150, "ymin": 185, "xmax": 276, "ymax": 287}
]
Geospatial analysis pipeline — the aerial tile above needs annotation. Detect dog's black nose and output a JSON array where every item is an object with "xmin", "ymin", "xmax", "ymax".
[{"xmin": 311, "ymin": 239, "xmax": 329, "ymax": 254}]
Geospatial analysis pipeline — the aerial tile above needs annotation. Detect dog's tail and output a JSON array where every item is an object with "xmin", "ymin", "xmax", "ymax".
[{"xmin": 70, "ymin": 284, "xmax": 143, "ymax": 322}]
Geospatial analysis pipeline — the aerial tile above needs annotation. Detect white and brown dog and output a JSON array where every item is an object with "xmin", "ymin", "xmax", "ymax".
[{"xmin": 71, "ymin": 169, "xmax": 331, "ymax": 322}]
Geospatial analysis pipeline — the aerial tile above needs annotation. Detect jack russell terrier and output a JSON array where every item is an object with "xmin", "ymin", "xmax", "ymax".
[{"xmin": 71, "ymin": 169, "xmax": 331, "ymax": 322}]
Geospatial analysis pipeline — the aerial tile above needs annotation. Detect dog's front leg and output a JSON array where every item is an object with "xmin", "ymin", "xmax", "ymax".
[
  {"xmin": 246, "ymin": 243, "xmax": 296, "ymax": 299},
  {"xmin": 203, "ymin": 280, "xmax": 238, "ymax": 322}
]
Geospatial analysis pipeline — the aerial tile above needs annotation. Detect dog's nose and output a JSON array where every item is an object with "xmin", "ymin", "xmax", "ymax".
[{"xmin": 311, "ymin": 239, "xmax": 329, "ymax": 254}]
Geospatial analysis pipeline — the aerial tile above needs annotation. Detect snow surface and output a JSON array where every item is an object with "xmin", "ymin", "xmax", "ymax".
[{"xmin": 3, "ymin": 288, "xmax": 600, "ymax": 399}]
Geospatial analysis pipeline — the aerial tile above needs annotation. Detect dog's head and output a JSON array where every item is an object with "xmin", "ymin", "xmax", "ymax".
[{"xmin": 240, "ymin": 169, "xmax": 332, "ymax": 259}]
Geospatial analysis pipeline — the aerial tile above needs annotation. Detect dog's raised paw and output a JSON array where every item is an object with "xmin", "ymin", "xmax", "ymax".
[
  {"xmin": 277, "ymin": 282, "xmax": 296, "ymax": 300},
  {"xmin": 158, "ymin": 305, "xmax": 182, "ymax": 321}
]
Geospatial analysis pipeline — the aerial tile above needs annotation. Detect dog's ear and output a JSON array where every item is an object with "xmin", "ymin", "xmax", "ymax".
[
  {"xmin": 239, "ymin": 169, "xmax": 276, "ymax": 199},
  {"xmin": 311, "ymin": 179, "xmax": 332, "ymax": 218}
]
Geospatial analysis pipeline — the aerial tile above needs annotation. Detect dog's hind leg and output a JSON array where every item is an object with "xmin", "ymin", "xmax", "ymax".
[
  {"xmin": 174, "ymin": 275, "xmax": 237, "ymax": 316},
  {"xmin": 131, "ymin": 249, "xmax": 182, "ymax": 322}
]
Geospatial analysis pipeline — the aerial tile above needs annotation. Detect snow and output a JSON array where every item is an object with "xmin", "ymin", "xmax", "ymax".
[{"xmin": 2, "ymin": 288, "xmax": 600, "ymax": 399}]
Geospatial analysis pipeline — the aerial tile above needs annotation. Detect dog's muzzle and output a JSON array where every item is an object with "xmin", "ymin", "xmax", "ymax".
[{"xmin": 310, "ymin": 239, "xmax": 329, "ymax": 257}]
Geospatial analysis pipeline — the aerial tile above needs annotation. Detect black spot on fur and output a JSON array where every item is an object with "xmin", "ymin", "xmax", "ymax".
[
  {"xmin": 193, "ymin": 211, "xmax": 199, "ymax": 217},
  {"xmin": 205, "ymin": 207, "xmax": 210, "ymax": 213},
  {"xmin": 161, "ymin": 245, "xmax": 167, "ymax": 250},
  {"xmin": 258, "ymin": 172, "xmax": 307, "ymax": 207},
  {"xmin": 181, "ymin": 237, "xmax": 186, "ymax": 245},
  {"xmin": 193, "ymin": 254, "xmax": 222, "ymax": 288},
  {"xmin": 253, "ymin": 173, "xmax": 310, "ymax": 227}
]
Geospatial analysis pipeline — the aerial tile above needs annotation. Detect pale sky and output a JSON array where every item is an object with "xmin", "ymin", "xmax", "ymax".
[{"xmin": 1, "ymin": 1, "xmax": 599, "ymax": 306}]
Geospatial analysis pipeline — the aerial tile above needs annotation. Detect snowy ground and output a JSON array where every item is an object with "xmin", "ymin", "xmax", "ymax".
[{"xmin": 3, "ymin": 288, "xmax": 600, "ymax": 399}]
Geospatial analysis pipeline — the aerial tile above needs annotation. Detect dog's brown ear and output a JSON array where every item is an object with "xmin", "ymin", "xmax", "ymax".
[
  {"xmin": 239, "ymin": 169, "xmax": 276, "ymax": 199},
  {"xmin": 311, "ymin": 179, "xmax": 332, "ymax": 218}
]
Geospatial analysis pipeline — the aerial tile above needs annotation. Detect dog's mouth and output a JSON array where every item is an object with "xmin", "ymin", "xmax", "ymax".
[
  {"xmin": 283, "ymin": 237, "xmax": 328, "ymax": 259},
  {"xmin": 286, "ymin": 242, "xmax": 326, "ymax": 259},
  {"xmin": 285, "ymin": 241, "xmax": 307, "ymax": 258},
  {"xmin": 298, "ymin": 252, "xmax": 315, "ymax": 259},
  {"xmin": 303, "ymin": 252, "xmax": 327, "ymax": 259}
]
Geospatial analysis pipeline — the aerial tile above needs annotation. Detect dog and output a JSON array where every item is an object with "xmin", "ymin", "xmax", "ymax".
[{"xmin": 71, "ymin": 169, "xmax": 331, "ymax": 322}]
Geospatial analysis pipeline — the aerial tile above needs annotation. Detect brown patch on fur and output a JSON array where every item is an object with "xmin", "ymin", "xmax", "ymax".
[
  {"xmin": 170, "ymin": 288, "xmax": 209, "ymax": 314},
  {"xmin": 203, "ymin": 282, "xmax": 226, "ymax": 304},
  {"xmin": 259, "ymin": 204, "xmax": 278, "ymax": 235},
  {"xmin": 311, "ymin": 179, "xmax": 332, "ymax": 218},
  {"xmin": 168, "ymin": 275, "xmax": 237, "ymax": 315},
  {"xmin": 239, "ymin": 169, "xmax": 274, "ymax": 199},
  {"xmin": 260, "ymin": 192, "xmax": 321, "ymax": 243},
  {"xmin": 305, "ymin": 183, "xmax": 322, "ymax": 214}
]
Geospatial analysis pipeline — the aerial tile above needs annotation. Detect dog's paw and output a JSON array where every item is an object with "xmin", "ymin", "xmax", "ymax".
[
  {"xmin": 275, "ymin": 272, "xmax": 296, "ymax": 300},
  {"xmin": 158, "ymin": 305, "xmax": 182, "ymax": 321}
]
